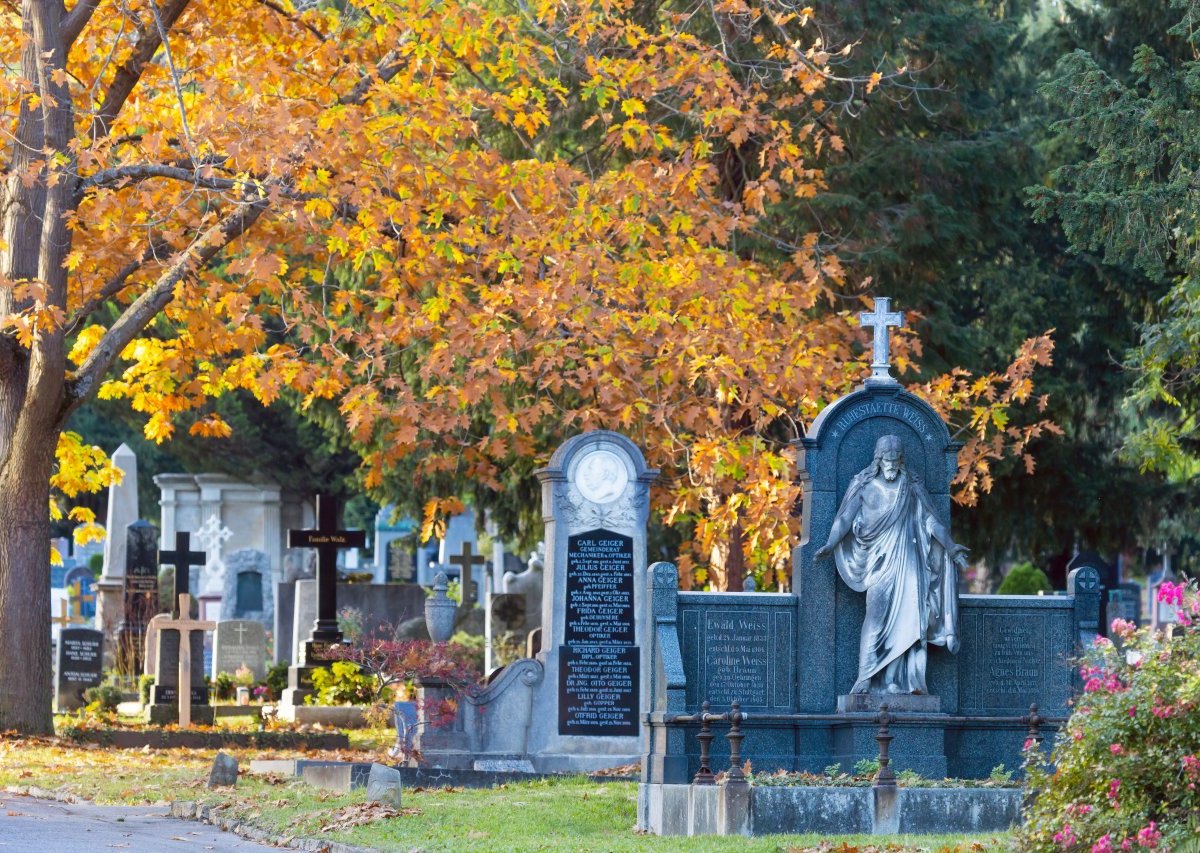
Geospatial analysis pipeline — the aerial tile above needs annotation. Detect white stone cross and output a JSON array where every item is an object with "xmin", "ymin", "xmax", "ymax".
[
  {"xmin": 159, "ymin": 594, "xmax": 216, "ymax": 728},
  {"xmin": 232, "ymin": 622, "xmax": 250, "ymax": 644},
  {"xmin": 195, "ymin": 515, "xmax": 233, "ymax": 563},
  {"xmin": 859, "ymin": 296, "xmax": 905, "ymax": 384}
]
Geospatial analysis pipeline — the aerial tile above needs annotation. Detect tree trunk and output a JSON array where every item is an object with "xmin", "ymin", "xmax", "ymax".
[
  {"xmin": 0, "ymin": 438, "xmax": 56, "ymax": 733},
  {"xmin": 0, "ymin": 0, "xmax": 73, "ymax": 734}
]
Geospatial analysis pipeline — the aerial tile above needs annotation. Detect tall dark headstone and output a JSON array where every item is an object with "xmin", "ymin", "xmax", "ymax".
[
  {"xmin": 56, "ymin": 628, "xmax": 103, "ymax": 711},
  {"xmin": 118, "ymin": 520, "xmax": 159, "ymax": 674},
  {"xmin": 281, "ymin": 495, "xmax": 365, "ymax": 706}
]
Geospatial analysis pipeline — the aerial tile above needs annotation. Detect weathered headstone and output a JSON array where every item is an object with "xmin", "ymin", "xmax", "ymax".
[
  {"xmin": 221, "ymin": 549, "xmax": 273, "ymax": 627},
  {"xmin": 291, "ymin": 578, "xmax": 318, "ymax": 662},
  {"xmin": 208, "ymin": 751, "xmax": 239, "ymax": 787},
  {"xmin": 387, "ymin": 539, "xmax": 416, "ymax": 583},
  {"xmin": 55, "ymin": 628, "xmax": 103, "ymax": 711},
  {"xmin": 503, "ymin": 548, "xmax": 544, "ymax": 633},
  {"xmin": 143, "ymin": 613, "xmax": 171, "ymax": 677},
  {"xmin": 490, "ymin": 594, "xmax": 527, "ymax": 635},
  {"xmin": 281, "ymin": 495, "xmax": 365, "ymax": 706},
  {"xmin": 1109, "ymin": 581, "xmax": 1143, "ymax": 626},
  {"xmin": 212, "ymin": 619, "xmax": 268, "ymax": 681}
]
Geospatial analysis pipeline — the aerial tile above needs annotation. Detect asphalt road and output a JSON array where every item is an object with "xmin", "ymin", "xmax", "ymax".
[{"xmin": 0, "ymin": 794, "xmax": 283, "ymax": 852}]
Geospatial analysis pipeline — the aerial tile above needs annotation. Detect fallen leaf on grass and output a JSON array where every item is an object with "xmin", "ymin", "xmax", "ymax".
[
  {"xmin": 318, "ymin": 801, "xmax": 420, "ymax": 832},
  {"xmin": 6, "ymin": 810, "xmax": 23, "ymax": 816}
]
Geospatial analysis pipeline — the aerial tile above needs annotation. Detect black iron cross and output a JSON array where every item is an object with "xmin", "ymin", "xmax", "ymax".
[
  {"xmin": 288, "ymin": 494, "xmax": 366, "ymax": 645},
  {"xmin": 450, "ymin": 541, "xmax": 487, "ymax": 604},
  {"xmin": 159, "ymin": 531, "xmax": 207, "ymax": 618}
]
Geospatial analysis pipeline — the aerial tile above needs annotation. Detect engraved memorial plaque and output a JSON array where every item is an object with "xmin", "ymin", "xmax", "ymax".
[{"xmin": 558, "ymin": 529, "xmax": 638, "ymax": 735}]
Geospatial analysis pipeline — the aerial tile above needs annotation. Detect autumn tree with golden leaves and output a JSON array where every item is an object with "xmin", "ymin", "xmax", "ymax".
[{"xmin": 0, "ymin": 0, "xmax": 1053, "ymax": 732}]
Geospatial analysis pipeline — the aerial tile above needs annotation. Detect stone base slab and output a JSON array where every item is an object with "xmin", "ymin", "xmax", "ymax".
[
  {"xmin": 639, "ymin": 782, "xmax": 1022, "ymax": 836},
  {"xmin": 144, "ymin": 703, "xmax": 215, "ymax": 725},
  {"xmin": 837, "ymin": 693, "xmax": 942, "ymax": 713},
  {"xmin": 274, "ymin": 704, "xmax": 368, "ymax": 727}
]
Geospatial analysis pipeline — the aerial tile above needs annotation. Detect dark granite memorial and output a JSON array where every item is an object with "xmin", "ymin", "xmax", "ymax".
[
  {"xmin": 146, "ymin": 533, "xmax": 213, "ymax": 724},
  {"xmin": 56, "ymin": 628, "xmax": 103, "ymax": 711},
  {"xmin": 558, "ymin": 530, "xmax": 638, "ymax": 736},
  {"xmin": 640, "ymin": 297, "xmax": 1103, "ymax": 802},
  {"xmin": 118, "ymin": 520, "xmax": 159, "ymax": 673}
]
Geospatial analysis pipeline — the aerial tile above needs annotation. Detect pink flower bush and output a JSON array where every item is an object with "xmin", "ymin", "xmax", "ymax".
[{"xmin": 1020, "ymin": 579, "xmax": 1200, "ymax": 851}]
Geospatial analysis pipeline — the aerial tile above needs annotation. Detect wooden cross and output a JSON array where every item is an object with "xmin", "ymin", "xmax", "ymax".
[
  {"xmin": 287, "ymin": 494, "xmax": 365, "ymax": 648},
  {"xmin": 51, "ymin": 598, "xmax": 86, "ymax": 628},
  {"xmin": 159, "ymin": 531, "xmax": 207, "ymax": 617},
  {"xmin": 859, "ymin": 296, "xmax": 905, "ymax": 383},
  {"xmin": 158, "ymin": 593, "xmax": 215, "ymax": 728},
  {"xmin": 450, "ymin": 542, "xmax": 487, "ymax": 604}
]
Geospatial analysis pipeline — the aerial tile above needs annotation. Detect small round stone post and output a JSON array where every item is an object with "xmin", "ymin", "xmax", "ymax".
[
  {"xmin": 693, "ymin": 700, "xmax": 716, "ymax": 785},
  {"xmin": 725, "ymin": 701, "xmax": 747, "ymax": 784},
  {"xmin": 874, "ymin": 703, "xmax": 897, "ymax": 788}
]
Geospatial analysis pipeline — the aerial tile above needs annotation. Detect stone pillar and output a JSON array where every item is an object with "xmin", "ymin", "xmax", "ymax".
[{"xmin": 641, "ymin": 562, "xmax": 689, "ymax": 785}]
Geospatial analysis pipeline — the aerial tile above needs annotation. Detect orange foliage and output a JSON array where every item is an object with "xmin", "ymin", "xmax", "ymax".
[{"xmin": 1, "ymin": 0, "xmax": 1055, "ymax": 592}]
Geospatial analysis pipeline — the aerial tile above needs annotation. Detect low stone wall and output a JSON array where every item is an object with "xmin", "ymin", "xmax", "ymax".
[{"xmin": 638, "ymin": 782, "xmax": 1023, "ymax": 836}]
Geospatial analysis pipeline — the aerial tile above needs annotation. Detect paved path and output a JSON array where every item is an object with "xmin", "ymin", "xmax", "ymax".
[{"xmin": 0, "ymin": 794, "xmax": 282, "ymax": 851}]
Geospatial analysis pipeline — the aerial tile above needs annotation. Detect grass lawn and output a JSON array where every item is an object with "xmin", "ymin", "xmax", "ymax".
[{"xmin": 0, "ymin": 734, "xmax": 1012, "ymax": 852}]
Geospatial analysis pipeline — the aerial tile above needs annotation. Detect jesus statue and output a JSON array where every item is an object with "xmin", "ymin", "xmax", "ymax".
[{"xmin": 814, "ymin": 434, "xmax": 966, "ymax": 695}]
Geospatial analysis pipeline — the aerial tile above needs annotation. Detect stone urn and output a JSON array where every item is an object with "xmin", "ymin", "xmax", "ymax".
[{"xmin": 424, "ymin": 572, "xmax": 456, "ymax": 643}]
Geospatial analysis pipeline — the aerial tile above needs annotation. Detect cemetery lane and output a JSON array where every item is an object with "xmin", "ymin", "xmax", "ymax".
[{"xmin": 0, "ymin": 794, "xmax": 280, "ymax": 851}]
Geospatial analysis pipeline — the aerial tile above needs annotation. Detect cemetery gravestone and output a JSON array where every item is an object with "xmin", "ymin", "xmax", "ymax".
[
  {"xmin": 524, "ymin": 430, "xmax": 657, "ymax": 771},
  {"xmin": 119, "ymin": 520, "xmax": 159, "ymax": 673},
  {"xmin": 56, "ymin": 628, "xmax": 104, "ymax": 711},
  {"xmin": 143, "ymin": 613, "xmax": 171, "ymax": 676},
  {"xmin": 490, "ymin": 594, "xmax": 527, "ymax": 635},
  {"xmin": 281, "ymin": 496, "xmax": 365, "ymax": 706},
  {"xmin": 212, "ymin": 619, "xmax": 268, "ymax": 681},
  {"xmin": 291, "ymin": 578, "xmax": 318, "ymax": 662},
  {"xmin": 560, "ymin": 530, "xmax": 639, "ymax": 736},
  {"xmin": 221, "ymin": 549, "xmax": 273, "ymax": 628},
  {"xmin": 387, "ymin": 540, "xmax": 416, "ymax": 583}
]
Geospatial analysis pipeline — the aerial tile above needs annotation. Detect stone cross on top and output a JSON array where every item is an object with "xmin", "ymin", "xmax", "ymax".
[
  {"xmin": 860, "ymin": 296, "xmax": 905, "ymax": 384},
  {"xmin": 288, "ymin": 494, "xmax": 365, "ymax": 649},
  {"xmin": 159, "ymin": 531, "xmax": 206, "ymax": 618}
]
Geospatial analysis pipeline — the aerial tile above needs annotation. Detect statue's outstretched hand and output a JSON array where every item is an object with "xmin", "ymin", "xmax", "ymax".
[
  {"xmin": 815, "ymin": 543, "xmax": 834, "ymax": 561},
  {"xmin": 951, "ymin": 544, "xmax": 970, "ymax": 570}
]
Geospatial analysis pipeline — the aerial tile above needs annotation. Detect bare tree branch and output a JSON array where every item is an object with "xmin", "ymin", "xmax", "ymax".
[
  {"xmin": 86, "ymin": 0, "xmax": 192, "ymax": 143},
  {"xmin": 62, "ymin": 195, "xmax": 269, "ymax": 421},
  {"xmin": 78, "ymin": 162, "xmax": 242, "ymax": 200}
]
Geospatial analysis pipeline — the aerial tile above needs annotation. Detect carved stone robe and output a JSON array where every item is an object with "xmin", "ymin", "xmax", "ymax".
[{"xmin": 832, "ymin": 468, "xmax": 959, "ymax": 693}]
